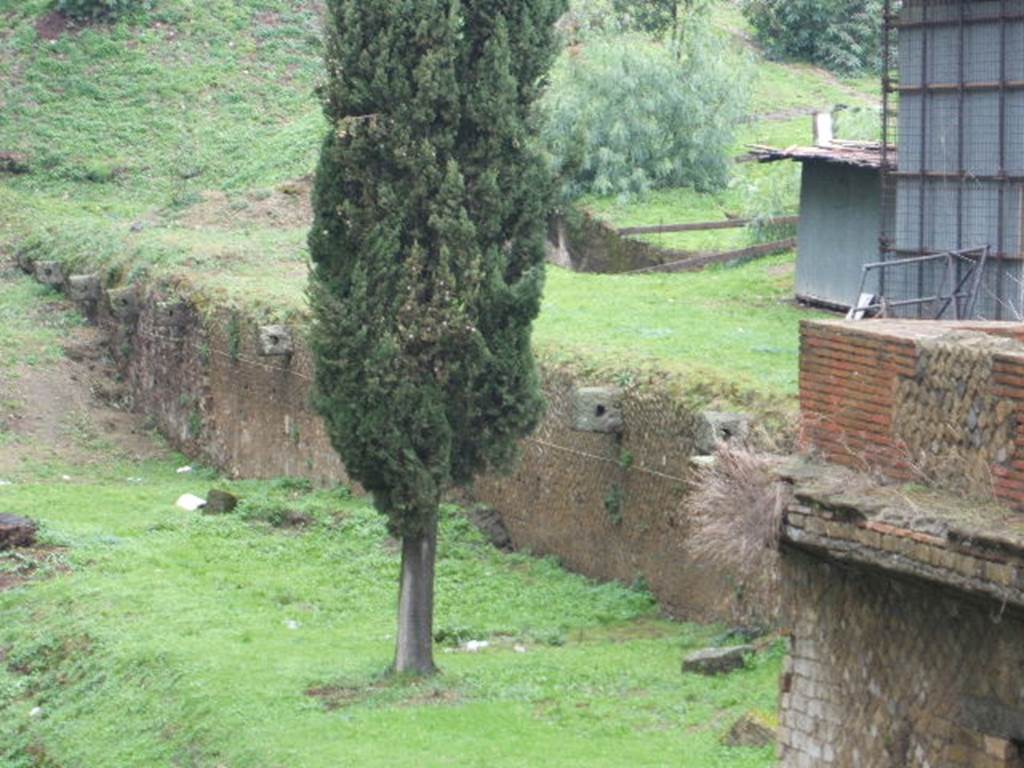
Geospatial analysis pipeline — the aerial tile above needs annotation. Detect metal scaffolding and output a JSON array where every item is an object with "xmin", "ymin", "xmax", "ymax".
[{"xmin": 881, "ymin": 0, "xmax": 1024, "ymax": 319}]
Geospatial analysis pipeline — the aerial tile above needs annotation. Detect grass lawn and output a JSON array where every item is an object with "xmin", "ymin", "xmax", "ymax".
[
  {"xmin": 536, "ymin": 255, "xmax": 824, "ymax": 398},
  {"xmin": 0, "ymin": 460, "xmax": 781, "ymax": 768},
  {"xmin": 0, "ymin": 7, "xmax": 791, "ymax": 763},
  {"xmin": 0, "ymin": 263, "xmax": 783, "ymax": 768}
]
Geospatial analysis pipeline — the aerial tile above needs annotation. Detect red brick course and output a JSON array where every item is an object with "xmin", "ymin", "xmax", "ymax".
[{"xmin": 800, "ymin": 319, "xmax": 1024, "ymax": 507}]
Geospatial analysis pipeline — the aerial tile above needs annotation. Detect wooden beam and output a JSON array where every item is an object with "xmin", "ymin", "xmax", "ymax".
[{"xmin": 617, "ymin": 215, "xmax": 799, "ymax": 237}]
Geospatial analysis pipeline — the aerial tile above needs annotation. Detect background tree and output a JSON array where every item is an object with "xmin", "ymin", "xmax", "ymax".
[
  {"xmin": 541, "ymin": 7, "xmax": 751, "ymax": 200},
  {"xmin": 611, "ymin": 0, "xmax": 709, "ymax": 37},
  {"xmin": 308, "ymin": 0, "xmax": 567, "ymax": 676},
  {"xmin": 742, "ymin": 0, "xmax": 883, "ymax": 74}
]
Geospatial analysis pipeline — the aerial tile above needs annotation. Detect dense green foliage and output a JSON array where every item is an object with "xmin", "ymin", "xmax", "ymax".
[
  {"xmin": 542, "ymin": 18, "xmax": 750, "ymax": 199},
  {"xmin": 54, "ymin": 0, "xmax": 146, "ymax": 20},
  {"xmin": 612, "ymin": 0, "xmax": 714, "ymax": 36},
  {"xmin": 308, "ymin": 0, "xmax": 566, "ymax": 537},
  {"xmin": 742, "ymin": 0, "xmax": 883, "ymax": 74}
]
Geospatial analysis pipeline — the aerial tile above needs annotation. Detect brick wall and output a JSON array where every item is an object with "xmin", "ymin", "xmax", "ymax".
[
  {"xmin": 780, "ymin": 548, "xmax": 1024, "ymax": 768},
  {"xmin": 800, "ymin": 319, "xmax": 1024, "ymax": 508}
]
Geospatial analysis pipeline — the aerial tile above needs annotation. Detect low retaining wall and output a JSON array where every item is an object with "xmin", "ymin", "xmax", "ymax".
[
  {"xmin": 549, "ymin": 211, "xmax": 676, "ymax": 273},
  {"xmin": 549, "ymin": 210, "xmax": 795, "ymax": 275},
  {"xmin": 37, "ymin": 267, "xmax": 774, "ymax": 626}
]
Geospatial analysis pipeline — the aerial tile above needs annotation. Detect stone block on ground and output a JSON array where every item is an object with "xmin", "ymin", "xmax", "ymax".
[
  {"xmin": 175, "ymin": 494, "xmax": 206, "ymax": 512},
  {"xmin": 682, "ymin": 645, "xmax": 754, "ymax": 676},
  {"xmin": 467, "ymin": 504, "xmax": 512, "ymax": 551},
  {"xmin": 722, "ymin": 713, "xmax": 776, "ymax": 748},
  {"xmin": 694, "ymin": 411, "xmax": 750, "ymax": 455},
  {"xmin": 0, "ymin": 515, "xmax": 38, "ymax": 550},
  {"xmin": 107, "ymin": 286, "xmax": 140, "ymax": 321},
  {"xmin": 67, "ymin": 274, "xmax": 102, "ymax": 303},
  {"xmin": 205, "ymin": 489, "xmax": 239, "ymax": 515},
  {"xmin": 258, "ymin": 325, "xmax": 294, "ymax": 357},
  {"xmin": 0, "ymin": 152, "xmax": 30, "ymax": 175},
  {"xmin": 34, "ymin": 261, "xmax": 64, "ymax": 287},
  {"xmin": 572, "ymin": 386, "xmax": 624, "ymax": 433}
]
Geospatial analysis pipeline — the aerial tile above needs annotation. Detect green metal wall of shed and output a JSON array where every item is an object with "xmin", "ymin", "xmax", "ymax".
[{"xmin": 796, "ymin": 162, "xmax": 881, "ymax": 309}]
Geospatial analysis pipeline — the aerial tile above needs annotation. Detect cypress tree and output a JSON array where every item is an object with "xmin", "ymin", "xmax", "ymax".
[{"xmin": 309, "ymin": 0, "xmax": 567, "ymax": 675}]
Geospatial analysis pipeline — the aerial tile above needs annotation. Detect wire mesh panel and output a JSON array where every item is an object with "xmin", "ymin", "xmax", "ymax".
[{"xmin": 882, "ymin": 0, "xmax": 1024, "ymax": 319}]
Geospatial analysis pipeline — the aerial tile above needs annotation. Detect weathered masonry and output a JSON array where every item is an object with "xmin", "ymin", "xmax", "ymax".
[
  {"xmin": 778, "ymin": 462, "xmax": 1024, "ymax": 767},
  {"xmin": 800, "ymin": 319, "xmax": 1024, "ymax": 506},
  {"xmin": 41, "ymin": 265, "xmax": 771, "ymax": 627},
  {"xmin": 779, "ymin": 319, "xmax": 1024, "ymax": 766}
]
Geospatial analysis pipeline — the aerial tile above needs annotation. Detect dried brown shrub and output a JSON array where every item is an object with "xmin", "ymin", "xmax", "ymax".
[{"xmin": 689, "ymin": 444, "xmax": 791, "ymax": 623}]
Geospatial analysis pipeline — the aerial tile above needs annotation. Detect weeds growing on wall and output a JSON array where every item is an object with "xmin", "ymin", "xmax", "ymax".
[{"xmin": 689, "ymin": 445, "xmax": 790, "ymax": 623}]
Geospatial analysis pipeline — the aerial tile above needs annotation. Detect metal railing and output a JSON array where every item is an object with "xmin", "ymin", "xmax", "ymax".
[{"xmin": 847, "ymin": 246, "xmax": 990, "ymax": 321}]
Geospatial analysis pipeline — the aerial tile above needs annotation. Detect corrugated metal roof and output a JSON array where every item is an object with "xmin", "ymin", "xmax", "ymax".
[{"xmin": 749, "ymin": 141, "xmax": 888, "ymax": 170}]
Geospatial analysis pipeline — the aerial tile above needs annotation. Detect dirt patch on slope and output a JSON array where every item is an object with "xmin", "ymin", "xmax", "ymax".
[
  {"xmin": 0, "ymin": 272, "xmax": 168, "ymax": 479},
  {"xmin": 34, "ymin": 11, "xmax": 79, "ymax": 42},
  {"xmin": 171, "ymin": 176, "xmax": 314, "ymax": 231}
]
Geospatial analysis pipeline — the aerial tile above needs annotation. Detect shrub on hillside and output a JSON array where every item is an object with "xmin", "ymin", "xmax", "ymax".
[
  {"xmin": 541, "ymin": 18, "xmax": 750, "ymax": 199},
  {"xmin": 611, "ymin": 0, "xmax": 711, "ymax": 36},
  {"xmin": 558, "ymin": 0, "xmax": 621, "ymax": 44},
  {"xmin": 741, "ymin": 0, "xmax": 883, "ymax": 74},
  {"xmin": 55, "ymin": 0, "xmax": 148, "ymax": 21}
]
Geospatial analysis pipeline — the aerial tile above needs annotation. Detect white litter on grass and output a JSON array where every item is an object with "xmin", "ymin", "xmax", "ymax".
[
  {"xmin": 0, "ymin": 480, "xmax": 12, "ymax": 487},
  {"xmin": 29, "ymin": 707, "xmax": 43, "ymax": 718},
  {"xmin": 175, "ymin": 494, "xmax": 206, "ymax": 512},
  {"xmin": 176, "ymin": 466, "xmax": 193, "ymax": 474},
  {"xmin": 126, "ymin": 477, "xmax": 144, "ymax": 484},
  {"xmin": 463, "ymin": 640, "xmax": 490, "ymax": 653},
  {"xmin": 284, "ymin": 619, "xmax": 301, "ymax": 630},
  {"xmin": 514, "ymin": 644, "xmax": 527, "ymax": 654},
  {"xmin": 61, "ymin": 475, "xmax": 72, "ymax": 482}
]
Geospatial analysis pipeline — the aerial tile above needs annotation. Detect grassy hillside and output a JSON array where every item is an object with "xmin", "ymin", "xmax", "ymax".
[
  {"xmin": 0, "ymin": 0, "xmax": 875, "ymax": 404},
  {"xmin": 0, "ymin": 7, "xmax": 803, "ymax": 764}
]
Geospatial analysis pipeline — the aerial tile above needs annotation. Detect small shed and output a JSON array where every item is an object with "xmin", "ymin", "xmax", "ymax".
[{"xmin": 753, "ymin": 141, "xmax": 885, "ymax": 310}]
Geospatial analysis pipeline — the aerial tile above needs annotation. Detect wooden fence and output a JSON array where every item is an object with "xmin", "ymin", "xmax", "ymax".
[{"xmin": 614, "ymin": 214, "xmax": 799, "ymax": 274}]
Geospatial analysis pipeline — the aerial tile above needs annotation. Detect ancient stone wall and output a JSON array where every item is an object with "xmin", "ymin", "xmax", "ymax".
[
  {"xmin": 780, "ymin": 550, "xmax": 1024, "ymax": 768},
  {"xmin": 76, "ymin": 276, "xmax": 772, "ymax": 625},
  {"xmin": 470, "ymin": 370, "xmax": 766, "ymax": 622},
  {"xmin": 801, "ymin": 319, "xmax": 1024, "ymax": 507},
  {"xmin": 777, "ymin": 462, "xmax": 1024, "ymax": 767}
]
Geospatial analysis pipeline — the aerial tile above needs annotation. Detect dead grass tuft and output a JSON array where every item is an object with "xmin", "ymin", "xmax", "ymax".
[{"xmin": 689, "ymin": 444, "xmax": 791, "ymax": 623}]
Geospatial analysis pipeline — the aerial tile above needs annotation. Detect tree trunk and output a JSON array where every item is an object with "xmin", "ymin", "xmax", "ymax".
[{"xmin": 394, "ymin": 517, "xmax": 438, "ymax": 676}]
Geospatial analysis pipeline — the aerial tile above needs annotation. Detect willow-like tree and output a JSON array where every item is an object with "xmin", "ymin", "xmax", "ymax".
[{"xmin": 308, "ymin": 0, "xmax": 567, "ymax": 676}]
